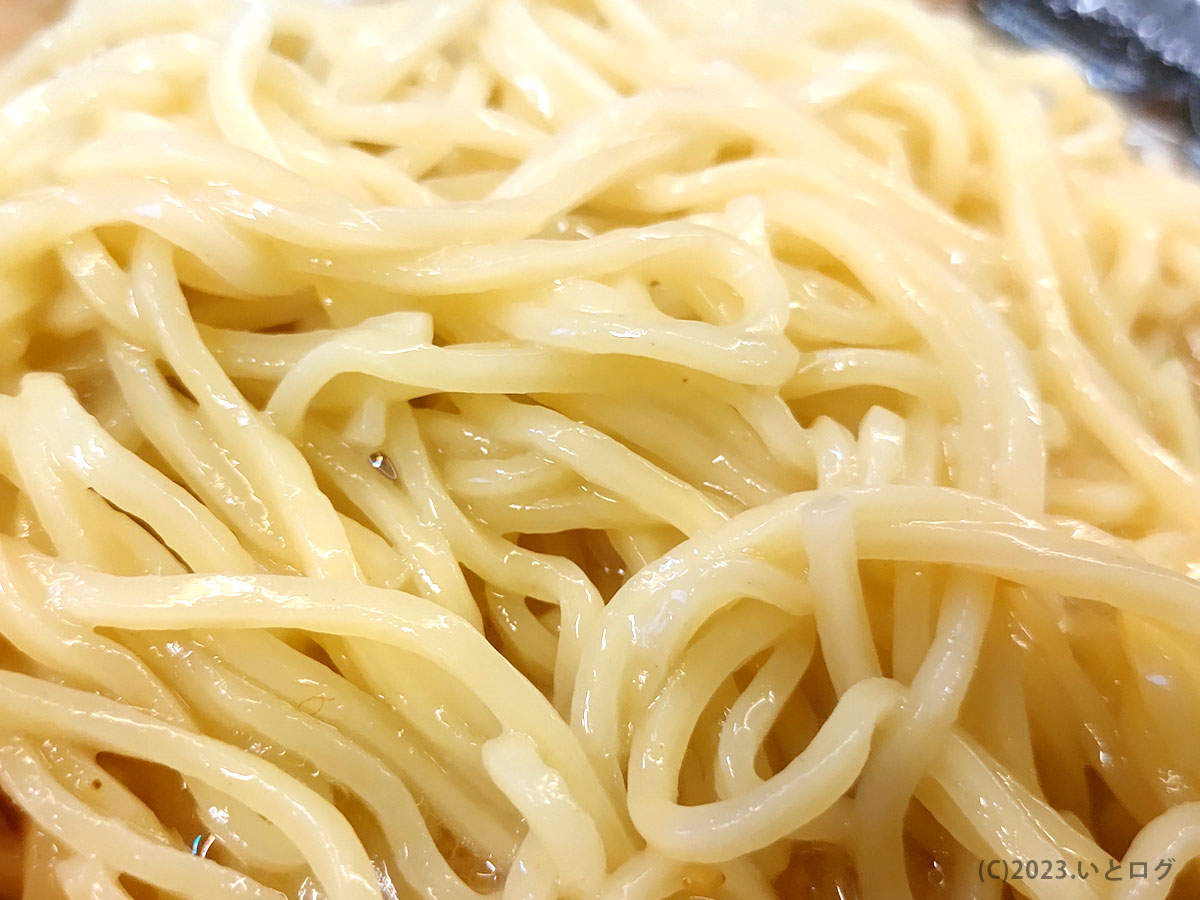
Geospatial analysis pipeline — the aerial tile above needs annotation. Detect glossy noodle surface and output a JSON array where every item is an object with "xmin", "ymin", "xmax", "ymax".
[{"xmin": 2, "ymin": 1, "xmax": 1200, "ymax": 898}]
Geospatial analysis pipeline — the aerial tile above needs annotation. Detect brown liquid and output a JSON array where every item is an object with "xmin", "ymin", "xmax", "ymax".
[{"xmin": 0, "ymin": 0, "xmax": 67, "ymax": 58}]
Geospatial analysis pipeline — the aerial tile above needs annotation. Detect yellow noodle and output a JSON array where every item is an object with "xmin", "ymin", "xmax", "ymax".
[{"xmin": 4, "ymin": 0, "xmax": 1200, "ymax": 898}]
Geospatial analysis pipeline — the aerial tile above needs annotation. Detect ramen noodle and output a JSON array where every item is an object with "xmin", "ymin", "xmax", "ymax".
[{"xmin": 1, "ymin": 1, "xmax": 1200, "ymax": 899}]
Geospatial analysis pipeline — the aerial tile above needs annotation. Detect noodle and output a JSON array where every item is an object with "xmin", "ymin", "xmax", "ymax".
[{"xmin": 3, "ymin": 0, "xmax": 1200, "ymax": 897}]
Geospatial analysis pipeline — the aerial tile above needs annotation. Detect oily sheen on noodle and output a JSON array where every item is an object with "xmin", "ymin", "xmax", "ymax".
[{"xmin": 2, "ymin": 1, "xmax": 1200, "ymax": 899}]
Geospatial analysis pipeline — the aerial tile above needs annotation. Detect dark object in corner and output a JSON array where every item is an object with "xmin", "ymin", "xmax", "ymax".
[{"xmin": 975, "ymin": 0, "xmax": 1200, "ymax": 159}]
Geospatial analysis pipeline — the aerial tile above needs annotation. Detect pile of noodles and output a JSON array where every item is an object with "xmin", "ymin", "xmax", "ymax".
[{"xmin": 2, "ymin": 0, "xmax": 1200, "ymax": 898}]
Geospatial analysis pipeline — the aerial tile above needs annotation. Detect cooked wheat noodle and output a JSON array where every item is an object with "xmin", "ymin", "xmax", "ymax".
[{"xmin": 2, "ymin": 0, "xmax": 1200, "ymax": 898}]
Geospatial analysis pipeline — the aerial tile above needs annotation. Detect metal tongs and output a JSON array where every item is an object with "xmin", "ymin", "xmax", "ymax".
[{"xmin": 975, "ymin": 0, "xmax": 1200, "ymax": 160}]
